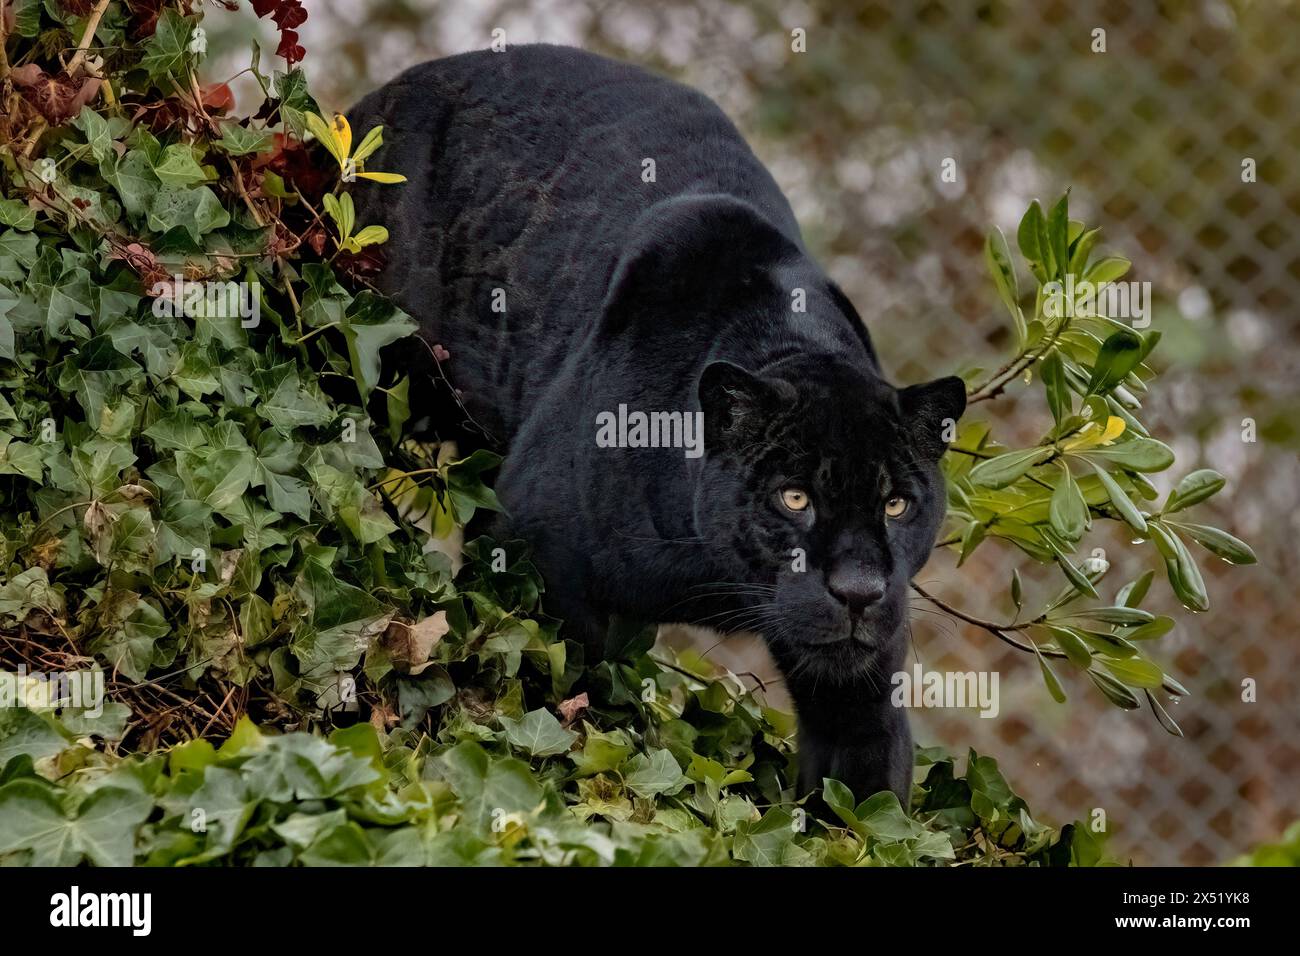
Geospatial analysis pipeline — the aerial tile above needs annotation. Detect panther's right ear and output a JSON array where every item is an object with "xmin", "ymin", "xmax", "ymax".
[{"xmin": 598, "ymin": 194, "xmax": 799, "ymax": 336}]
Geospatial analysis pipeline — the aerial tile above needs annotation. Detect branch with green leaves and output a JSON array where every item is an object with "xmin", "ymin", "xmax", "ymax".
[{"xmin": 923, "ymin": 191, "xmax": 1256, "ymax": 734}]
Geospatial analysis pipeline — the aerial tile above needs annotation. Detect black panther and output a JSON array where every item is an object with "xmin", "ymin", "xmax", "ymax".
[{"xmin": 349, "ymin": 44, "xmax": 965, "ymax": 805}]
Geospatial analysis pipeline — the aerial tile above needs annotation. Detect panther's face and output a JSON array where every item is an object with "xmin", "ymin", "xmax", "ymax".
[{"xmin": 690, "ymin": 357, "xmax": 965, "ymax": 685}]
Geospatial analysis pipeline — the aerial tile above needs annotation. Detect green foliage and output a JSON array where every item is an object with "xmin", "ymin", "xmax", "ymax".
[
  {"xmin": 0, "ymin": 691, "xmax": 1102, "ymax": 866},
  {"xmin": 941, "ymin": 191, "xmax": 1256, "ymax": 733},
  {"xmin": 0, "ymin": 3, "xmax": 1242, "ymax": 866},
  {"xmin": 1234, "ymin": 820, "xmax": 1300, "ymax": 867}
]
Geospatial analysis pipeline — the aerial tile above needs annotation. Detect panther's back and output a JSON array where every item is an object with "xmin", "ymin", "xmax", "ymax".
[{"xmin": 348, "ymin": 44, "xmax": 799, "ymax": 440}]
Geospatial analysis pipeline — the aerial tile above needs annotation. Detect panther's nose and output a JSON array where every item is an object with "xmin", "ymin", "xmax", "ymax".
[{"xmin": 827, "ymin": 567, "xmax": 886, "ymax": 616}]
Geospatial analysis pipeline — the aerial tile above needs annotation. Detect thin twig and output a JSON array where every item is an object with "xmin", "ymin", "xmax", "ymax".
[
  {"xmin": 910, "ymin": 582, "xmax": 1063, "ymax": 658},
  {"xmin": 66, "ymin": 0, "xmax": 111, "ymax": 77}
]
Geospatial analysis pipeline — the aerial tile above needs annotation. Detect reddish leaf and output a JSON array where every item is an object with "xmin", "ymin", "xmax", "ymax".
[
  {"xmin": 110, "ymin": 242, "xmax": 169, "ymax": 288},
  {"xmin": 267, "ymin": 139, "xmax": 330, "ymax": 202},
  {"xmin": 10, "ymin": 64, "xmax": 102, "ymax": 125},
  {"xmin": 304, "ymin": 224, "xmax": 326, "ymax": 256},
  {"xmin": 124, "ymin": 0, "xmax": 166, "ymax": 38},
  {"xmin": 273, "ymin": 1, "xmax": 307, "ymax": 30},
  {"xmin": 336, "ymin": 246, "xmax": 386, "ymax": 282},
  {"xmin": 558, "ymin": 693, "xmax": 590, "ymax": 726},
  {"xmin": 200, "ymin": 82, "xmax": 235, "ymax": 114},
  {"xmin": 276, "ymin": 29, "xmax": 306, "ymax": 66}
]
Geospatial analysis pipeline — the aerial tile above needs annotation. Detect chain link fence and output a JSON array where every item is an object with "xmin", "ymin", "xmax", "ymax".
[{"xmin": 218, "ymin": 0, "xmax": 1300, "ymax": 863}]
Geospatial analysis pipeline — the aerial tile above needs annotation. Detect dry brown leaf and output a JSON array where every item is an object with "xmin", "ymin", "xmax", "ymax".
[
  {"xmin": 558, "ymin": 692, "xmax": 590, "ymax": 726},
  {"xmin": 10, "ymin": 64, "xmax": 102, "ymax": 125},
  {"xmin": 82, "ymin": 500, "xmax": 113, "ymax": 559},
  {"xmin": 381, "ymin": 611, "xmax": 448, "ymax": 674}
]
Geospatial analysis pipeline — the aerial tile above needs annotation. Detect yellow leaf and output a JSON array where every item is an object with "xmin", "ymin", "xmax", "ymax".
[
  {"xmin": 352, "ymin": 125, "xmax": 384, "ymax": 164},
  {"xmin": 305, "ymin": 112, "xmax": 346, "ymax": 170},
  {"xmin": 1061, "ymin": 423, "xmax": 1099, "ymax": 452},
  {"xmin": 1098, "ymin": 415, "xmax": 1126, "ymax": 446},
  {"xmin": 431, "ymin": 490, "xmax": 455, "ymax": 539},
  {"xmin": 328, "ymin": 113, "xmax": 353, "ymax": 164},
  {"xmin": 351, "ymin": 225, "xmax": 389, "ymax": 248},
  {"xmin": 355, "ymin": 170, "xmax": 407, "ymax": 184}
]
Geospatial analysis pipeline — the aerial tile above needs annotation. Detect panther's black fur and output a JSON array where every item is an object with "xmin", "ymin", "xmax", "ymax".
[{"xmin": 350, "ymin": 44, "xmax": 964, "ymax": 804}]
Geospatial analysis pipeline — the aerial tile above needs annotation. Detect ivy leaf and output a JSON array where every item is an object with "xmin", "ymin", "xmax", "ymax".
[
  {"xmin": 27, "ymin": 248, "xmax": 94, "ymax": 339},
  {"xmin": 154, "ymin": 496, "xmax": 212, "ymax": 565},
  {"xmin": 570, "ymin": 725, "xmax": 635, "ymax": 776},
  {"xmin": 8, "ymin": 0, "xmax": 40, "ymax": 37},
  {"xmin": 102, "ymin": 149, "xmax": 160, "ymax": 219},
  {"xmin": 0, "ymin": 436, "xmax": 42, "ymax": 481},
  {"xmin": 57, "ymin": 335, "xmax": 137, "ymax": 422},
  {"xmin": 339, "ymin": 291, "xmax": 417, "ymax": 397},
  {"xmin": 732, "ymin": 807, "xmax": 802, "ymax": 866},
  {"xmin": 499, "ymin": 708, "xmax": 577, "ymax": 758},
  {"xmin": 966, "ymin": 751, "xmax": 1020, "ymax": 826},
  {"xmin": 217, "ymin": 124, "xmax": 274, "ymax": 157},
  {"xmin": 274, "ymin": 69, "xmax": 320, "ymax": 140},
  {"xmin": 444, "ymin": 449, "xmax": 503, "ymax": 523},
  {"xmin": 623, "ymin": 748, "xmax": 689, "ymax": 799},
  {"xmin": 255, "ymin": 365, "xmax": 334, "ymax": 430},
  {"xmin": 0, "ymin": 781, "xmax": 153, "ymax": 866},
  {"xmin": 153, "ymin": 144, "xmax": 208, "ymax": 187},
  {"xmin": 0, "ymin": 709, "xmax": 69, "ymax": 766},
  {"xmin": 439, "ymin": 742, "xmax": 544, "ymax": 832},
  {"xmin": 0, "ymin": 197, "xmax": 36, "ymax": 231},
  {"xmin": 0, "ymin": 229, "xmax": 39, "ymax": 270},
  {"xmin": 147, "ymin": 185, "xmax": 231, "ymax": 243},
  {"xmin": 89, "ymin": 598, "xmax": 169, "ymax": 682},
  {"xmin": 72, "ymin": 106, "xmax": 114, "ymax": 163},
  {"xmin": 241, "ymin": 735, "xmax": 380, "ymax": 803},
  {"xmin": 141, "ymin": 10, "xmax": 193, "ymax": 80},
  {"xmin": 257, "ymin": 464, "xmax": 311, "ymax": 521}
]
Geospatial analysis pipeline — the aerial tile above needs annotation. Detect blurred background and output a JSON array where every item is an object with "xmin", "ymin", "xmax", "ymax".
[{"xmin": 209, "ymin": 0, "xmax": 1299, "ymax": 864}]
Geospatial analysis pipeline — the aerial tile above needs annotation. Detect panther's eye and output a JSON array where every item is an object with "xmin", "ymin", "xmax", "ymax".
[
  {"xmin": 884, "ymin": 496, "xmax": 909, "ymax": 518},
  {"xmin": 781, "ymin": 488, "xmax": 811, "ymax": 512}
]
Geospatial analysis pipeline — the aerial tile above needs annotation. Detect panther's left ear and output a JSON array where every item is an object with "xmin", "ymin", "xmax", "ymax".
[{"xmin": 898, "ymin": 376, "xmax": 967, "ymax": 458}]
